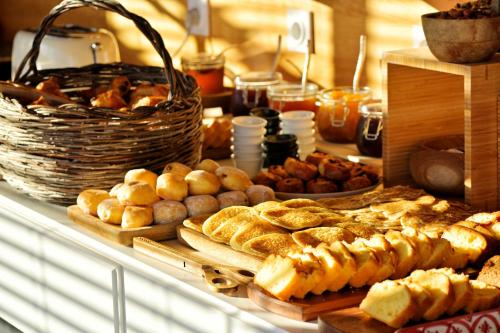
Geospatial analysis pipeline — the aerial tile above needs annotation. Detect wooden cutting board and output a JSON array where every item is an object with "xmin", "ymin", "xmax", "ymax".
[
  {"xmin": 176, "ymin": 226, "xmax": 263, "ymax": 272},
  {"xmin": 318, "ymin": 307, "xmax": 394, "ymax": 333},
  {"xmin": 67, "ymin": 205, "xmax": 177, "ymax": 246},
  {"xmin": 247, "ymin": 284, "xmax": 367, "ymax": 322}
]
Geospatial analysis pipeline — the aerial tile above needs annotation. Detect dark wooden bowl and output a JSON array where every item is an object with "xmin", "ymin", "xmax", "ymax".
[
  {"xmin": 422, "ymin": 13, "xmax": 500, "ymax": 63},
  {"xmin": 409, "ymin": 135, "xmax": 464, "ymax": 196}
]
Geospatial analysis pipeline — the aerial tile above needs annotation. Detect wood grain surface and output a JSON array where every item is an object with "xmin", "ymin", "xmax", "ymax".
[{"xmin": 318, "ymin": 307, "xmax": 394, "ymax": 333}]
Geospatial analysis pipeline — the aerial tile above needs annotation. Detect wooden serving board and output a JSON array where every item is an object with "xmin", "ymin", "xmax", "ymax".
[
  {"xmin": 67, "ymin": 205, "xmax": 177, "ymax": 246},
  {"xmin": 318, "ymin": 307, "xmax": 394, "ymax": 333},
  {"xmin": 247, "ymin": 284, "xmax": 367, "ymax": 322},
  {"xmin": 176, "ymin": 226, "xmax": 263, "ymax": 272}
]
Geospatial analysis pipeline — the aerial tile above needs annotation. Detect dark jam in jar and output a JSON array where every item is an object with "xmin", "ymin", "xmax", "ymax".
[
  {"xmin": 355, "ymin": 100, "xmax": 383, "ymax": 157},
  {"xmin": 231, "ymin": 71, "xmax": 282, "ymax": 116}
]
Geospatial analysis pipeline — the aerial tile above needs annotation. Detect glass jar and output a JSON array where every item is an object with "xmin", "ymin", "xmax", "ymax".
[
  {"xmin": 231, "ymin": 71, "xmax": 282, "ymax": 116},
  {"xmin": 355, "ymin": 100, "xmax": 383, "ymax": 157},
  {"xmin": 316, "ymin": 87, "xmax": 371, "ymax": 143},
  {"xmin": 267, "ymin": 83, "xmax": 318, "ymax": 113},
  {"xmin": 181, "ymin": 53, "xmax": 224, "ymax": 96}
]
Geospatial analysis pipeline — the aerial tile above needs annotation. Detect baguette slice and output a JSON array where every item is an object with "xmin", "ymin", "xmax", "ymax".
[
  {"xmin": 359, "ymin": 280, "xmax": 416, "ymax": 328},
  {"xmin": 303, "ymin": 244, "xmax": 342, "ymax": 295},
  {"xmin": 429, "ymin": 268, "xmax": 472, "ymax": 315},
  {"xmin": 402, "ymin": 227, "xmax": 433, "ymax": 269},
  {"xmin": 286, "ymin": 251, "xmax": 324, "ymax": 298},
  {"xmin": 408, "ymin": 270, "xmax": 454, "ymax": 321},
  {"xmin": 254, "ymin": 255, "xmax": 303, "ymax": 301},
  {"xmin": 385, "ymin": 230, "xmax": 419, "ymax": 279},
  {"xmin": 398, "ymin": 279, "xmax": 433, "ymax": 321},
  {"xmin": 358, "ymin": 234, "xmax": 397, "ymax": 285},
  {"xmin": 423, "ymin": 237, "xmax": 452, "ymax": 269},
  {"xmin": 464, "ymin": 280, "xmax": 500, "ymax": 313},
  {"xmin": 441, "ymin": 225, "xmax": 489, "ymax": 264},
  {"xmin": 345, "ymin": 240, "xmax": 380, "ymax": 288},
  {"xmin": 327, "ymin": 241, "xmax": 357, "ymax": 291}
]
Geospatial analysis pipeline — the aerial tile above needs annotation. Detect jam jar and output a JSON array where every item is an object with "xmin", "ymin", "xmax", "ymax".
[
  {"xmin": 355, "ymin": 100, "xmax": 383, "ymax": 157},
  {"xmin": 267, "ymin": 83, "xmax": 318, "ymax": 113},
  {"xmin": 181, "ymin": 53, "xmax": 224, "ymax": 96},
  {"xmin": 316, "ymin": 87, "xmax": 371, "ymax": 143},
  {"xmin": 231, "ymin": 71, "xmax": 282, "ymax": 116}
]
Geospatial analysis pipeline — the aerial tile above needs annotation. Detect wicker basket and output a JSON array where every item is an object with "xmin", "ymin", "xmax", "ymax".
[{"xmin": 0, "ymin": 0, "xmax": 203, "ymax": 205}]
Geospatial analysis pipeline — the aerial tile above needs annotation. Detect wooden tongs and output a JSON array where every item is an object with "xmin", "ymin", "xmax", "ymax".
[{"xmin": 133, "ymin": 237, "xmax": 255, "ymax": 294}]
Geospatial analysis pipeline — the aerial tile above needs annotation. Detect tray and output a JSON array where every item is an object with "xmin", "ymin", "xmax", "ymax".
[{"xmin": 275, "ymin": 183, "xmax": 380, "ymax": 200}]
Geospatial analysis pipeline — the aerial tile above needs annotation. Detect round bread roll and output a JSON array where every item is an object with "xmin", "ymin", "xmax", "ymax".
[
  {"xmin": 216, "ymin": 191, "xmax": 249, "ymax": 209},
  {"xmin": 124, "ymin": 168, "xmax": 158, "ymax": 189},
  {"xmin": 97, "ymin": 198, "xmax": 125, "ymax": 224},
  {"xmin": 77, "ymin": 189, "xmax": 111, "ymax": 216},
  {"xmin": 122, "ymin": 206, "xmax": 153, "ymax": 228},
  {"xmin": 156, "ymin": 173, "xmax": 188, "ymax": 201},
  {"xmin": 215, "ymin": 166, "xmax": 253, "ymax": 191},
  {"xmin": 246, "ymin": 185, "xmax": 276, "ymax": 206},
  {"xmin": 196, "ymin": 159, "xmax": 221, "ymax": 173},
  {"xmin": 109, "ymin": 183, "xmax": 124, "ymax": 197},
  {"xmin": 153, "ymin": 200, "xmax": 188, "ymax": 225},
  {"xmin": 184, "ymin": 195, "xmax": 219, "ymax": 217},
  {"xmin": 117, "ymin": 181, "xmax": 160, "ymax": 206},
  {"xmin": 163, "ymin": 162, "xmax": 192, "ymax": 177},
  {"xmin": 185, "ymin": 170, "xmax": 221, "ymax": 195}
]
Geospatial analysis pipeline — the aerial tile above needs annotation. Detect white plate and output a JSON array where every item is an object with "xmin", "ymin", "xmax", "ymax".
[{"xmin": 275, "ymin": 182, "xmax": 380, "ymax": 200}]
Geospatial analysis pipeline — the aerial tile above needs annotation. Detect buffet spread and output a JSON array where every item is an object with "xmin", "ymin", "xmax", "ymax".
[{"xmin": 0, "ymin": 0, "xmax": 499, "ymax": 332}]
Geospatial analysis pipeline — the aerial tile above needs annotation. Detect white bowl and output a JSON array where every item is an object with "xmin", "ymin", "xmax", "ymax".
[
  {"xmin": 231, "ymin": 136, "xmax": 264, "ymax": 145},
  {"xmin": 280, "ymin": 120, "xmax": 315, "ymax": 130},
  {"xmin": 298, "ymin": 143, "xmax": 316, "ymax": 153},
  {"xmin": 279, "ymin": 110, "xmax": 315, "ymax": 122},
  {"xmin": 231, "ymin": 154, "xmax": 263, "ymax": 179},
  {"xmin": 298, "ymin": 136, "xmax": 316, "ymax": 146},
  {"xmin": 281, "ymin": 127, "xmax": 315, "ymax": 137},
  {"xmin": 232, "ymin": 116, "xmax": 267, "ymax": 129},
  {"xmin": 231, "ymin": 144, "xmax": 262, "ymax": 155},
  {"xmin": 231, "ymin": 127, "xmax": 266, "ymax": 137}
]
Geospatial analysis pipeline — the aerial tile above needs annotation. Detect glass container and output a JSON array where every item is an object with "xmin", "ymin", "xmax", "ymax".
[
  {"xmin": 355, "ymin": 100, "xmax": 383, "ymax": 157},
  {"xmin": 231, "ymin": 71, "xmax": 282, "ymax": 116},
  {"xmin": 181, "ymin": 53, "xmax": 224, "ymax": 96},
  {"xmin": 267, "ymin": 83, "xmax": 318, "ymax": 113}
]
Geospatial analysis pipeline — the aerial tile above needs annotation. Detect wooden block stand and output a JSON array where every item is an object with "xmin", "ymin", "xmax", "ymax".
[{"xmin": 382, "ymin": 48, "xmax": 500, "ymax": 210}]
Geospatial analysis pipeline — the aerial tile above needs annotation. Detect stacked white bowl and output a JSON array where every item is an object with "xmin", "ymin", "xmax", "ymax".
[
  {"xmin": 231, "ymin": 116, "xmax": 267, "ymax": 178},
  {"xmin": 279, "ymin": 111, "xmax": 316, "ymax": 160}
]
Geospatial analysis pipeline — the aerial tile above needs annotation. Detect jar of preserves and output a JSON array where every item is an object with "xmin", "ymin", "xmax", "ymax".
[
  {"xmin": 355, "ymin": 100, "xmax": 383, "ymax": 157},
  {"xmin": 231, "ymin": 71, "xmax": 282, "ymax": 116},
  {"xmin": 181, "ymin": 53, "xmax": 224, "ymax": 96},
  {"xmin": 267, "ymin": 83, "xmax": 318, "ymax": 113},
  {"xmin": 316, "ymin": 87, "xmax": 371, "ymax": 143}
]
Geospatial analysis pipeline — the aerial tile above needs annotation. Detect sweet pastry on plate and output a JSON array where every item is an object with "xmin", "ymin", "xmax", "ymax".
[
  {"xmin": 275, "ymin": 177, "xmax": 304, "ymax": 193},
  {"xmin": 318, "ymin": 158, "xmax": 351, "ymax": 182},
  {"xmin": 343, "ymin": 175, "xmax": 372, "ymax": 191},
  {"xmin": 304, "ymin": 151, "xmax": 330, "ymax": 166},
  {"xmin": 268, "ymin": 165, "xmax": 289, "ymax": 178},
  {"xmin": 306, "ymin": 178, "xmax": 338, "ymax": 194},
  {"xmin": 253, "ymin": 171, "xmax": 282, "ymax": 189},
  {"xmin": 284, "ymin": 157, "xmax": 318, "ymax": 181}
]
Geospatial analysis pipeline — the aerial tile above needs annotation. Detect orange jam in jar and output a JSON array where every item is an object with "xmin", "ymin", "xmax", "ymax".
[
  {"xmin": 267, "ymin": 83, "xmax": 318, "ymax": 113},
  {"xmin": 316, "ymin": 87, "xmax": 371, "ymax": 143},
  {"xmin": 181, "ymin": 53, "xmax": 224, "ymax": 96}
]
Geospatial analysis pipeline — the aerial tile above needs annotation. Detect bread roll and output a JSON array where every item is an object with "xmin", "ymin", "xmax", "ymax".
[
  {"xmin": 196, "ymin": 159, "xmax": 220, "ymax": 173},
  {"xmin": 162, "ymin": 162, "xmax": 192, "ymax": 177},
  {"xmin": 156, "ymin": 173, "xmax": 188, "ymax": 201},
  {"xmin": 109, "ymin": 183, "xmax": 124, "ymax": 197},
  {"xmin": 184, "ymin": 195, "xmax": 219, "ymax": 217},
  {"xmin": 216, "ymin": 191, "xmax": 249, "ymax": 209},
  {"xmin": 124, "ymin": 168, "xmax": 158, "ymax": 189},
  {"xmin": 185, "ymin": 170, "xmax": 221, "ymax": 195},
  {"xmin": 97, "ymin": 198, "xmax": 125, "ymax": 224},
  {"xmin": 215, "ymin": 166, "xmax": 253, "ymax": 191},
  {"xmin": 77, "ymin": 189, "xmax": 111, "ymax": 216},
  {"xmin": 122, "ymin": 206, "xmax": 153, "ymax": 228},
  {"xmin": 153, "ymin": 200, "xmax": 187, "ymax": 225},
  {"xmin": 246, "ymin": 185, "xmax": 276, "ymax": 206},
  {"xmin": 117, "ymin": 181, "xmax": 160, "ymax": 206}
]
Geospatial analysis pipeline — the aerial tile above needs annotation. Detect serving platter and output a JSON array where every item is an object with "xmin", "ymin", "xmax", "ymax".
[{"xmin": 275, "ymin": 182, "xmax": 380, "ymax": 200}]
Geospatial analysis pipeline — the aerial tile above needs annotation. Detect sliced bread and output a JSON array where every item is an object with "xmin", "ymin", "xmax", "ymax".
[
  {"xmin": 327, "ymin": 241, "xmax": 357, "ymax": 292},
  {"xmin": 464, "ymin": 280, "xmax": 500, "ymax": 313},
  {"xmin": 345, "ymin": 239, "xmax": 380, "ymax": 288},
  {"xmin": 385, "ymin": 230, "xmax": 419, "ymax": 279}
]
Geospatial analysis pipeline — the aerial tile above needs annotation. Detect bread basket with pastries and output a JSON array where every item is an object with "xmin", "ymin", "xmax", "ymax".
[{"xmin": 0, "ymin": 0, "xmax": 203, "ymax": 205}]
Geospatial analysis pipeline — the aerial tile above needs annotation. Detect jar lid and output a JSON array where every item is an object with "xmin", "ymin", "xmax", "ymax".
[
  {"xmin": 181, "ymin": 53, "xmax": 224, "ymax": 70},
  {"xmin": 359, "ymin": 100, "xmax": 383, "ymax": 118},
  {"xmin": 235, "ymin": 71, "xmax": 282, "ymax": 89},
  {"xmin": 267, "ymin": 83, "xmax": 318, "ymax": 101}
]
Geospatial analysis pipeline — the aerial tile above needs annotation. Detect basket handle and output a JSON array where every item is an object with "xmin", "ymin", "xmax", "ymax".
[{"xmin": 13, "ymin": 0, "xmax": 188, "ymax": 97}]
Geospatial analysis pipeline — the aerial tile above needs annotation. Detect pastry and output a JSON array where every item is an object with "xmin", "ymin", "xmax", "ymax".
[
  {"xmin": 253, "ymin": 171, "xmax": 282, "ymax": 190},
  {"xmin": 478, "ymin": 255, "xmax": 500, "ymax": 288},
  {"xmin": 260, "ymin": 207, "xmax": 322, "ymax": 230},
  {"xmin": 185, "ymin": 170, "xmax": 221, "ymax": 195},
  {"xmin": 209, "ymin": 210, "xmax": 259, "ymax": 244},
  {"xmin": 283, "ymin": 157, "xmax": 318, "ymax": 181},
  {"xmin": 268, "ymin": 165, "xmax": 289, "ymax": 178},
  {"xmin": 216, "ymin": 191, "xmax": 249, "ymax": 209},
  {"xmin": 279, "ymin": 198, "xmax": 326, "ymax": 209},
  {"xmin": 291, "ymin": 227, "xmax": 355, "ymax": 247},
  {"xmin": 343, "ymin": 175, "xmax": 372, "ymax": 191},
  {"xmin": 131, "ymin": 95, "xmax": 167, "ymax": 109},
  {"xmin": 182, "ymin": 214, "xmax": 211, "ymax": 233},
  {"xmin": 130, "ymin": 82, "xmax": 169, "ymax": 104},
  {"xmin": 124, "ymin": 168, "xmax": 158, "ymax": 189},
  {"xmin": 117, "ymin": 181, "xmax": 160, "ymax": 206},
  {"xmin": 275, "ymin": 178, "xmax": 304, "ymax": 193},
  {"xmin": 215, "ymin": 166, "xmax": 253, "ymax": 191},
  {"xmin": 252, "ymin": 200, "xmax": 282, "ymax": 213},
  {"xmin": 153, "ymin": 200, "xmax": 188, "ymax": 225},
  {"xmin": 201, "ymin": 206, "xmax": 252, "ymax": 236},
  {"xmin": 162, "ymin": 162, "xmax": 192, "ymax": 177},
  {"xmin": 229, "ymin": 219, "xmax": 287, "ymax": 251},
  {"xmin": 156, "ymin": 173, "xmax": 188, "ymax": 201},
  {"xmin": 246, "ymin": 185, "xmax": 275, "ymax": 206},
  {"xmin": 305, "ymin": 152, "xmax": 330, "ymax": 166},
  {"xmin": 318, "ymin": 158, "xmax": 351, "ymax": 181},
  {"xmin": 184, "ymin": 195, "xmax": 219, "ymax": 217},
  {"xmin": 77, "ymin": 189, "xmax": 111, "ymax": 216},
  {"xmin": 241, "ymin": 233, "xmax": 297, "ymax": 258},
  {"xmin": 91, "ymin": 89, "xmax": 127, "ymax": 108},
  {"xmin": 35, "ymin": 77, "xmax": 68, "ymax": 99},
  {"xmin": 306, "ymin": 178, "xmax": 338, "ymax": 194},
  {"xmin": 196, "ymin": 159, "xmax": 221, "ymax": 174},
  {"xmin": 110, "ymin": 76, "xmax": 131, "ymax": 96},
  {"xmin": 97, "ymin": 198, "xmax": 125, "ymax": 224},
  {"xmin": 122, "ymin": 206, "xmax": 154, "ymax": 228}
]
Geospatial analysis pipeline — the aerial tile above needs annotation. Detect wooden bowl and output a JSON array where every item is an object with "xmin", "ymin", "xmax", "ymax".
[
  {"xmin": 421, "ymin": 13, "xmax": 500, "ymax": 63},
  {"xmin": 409, "ymin": 135, "xmax": 464, "ymax": 196}
]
